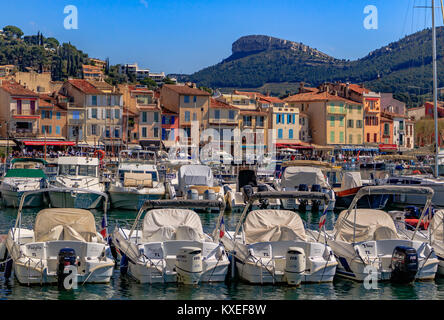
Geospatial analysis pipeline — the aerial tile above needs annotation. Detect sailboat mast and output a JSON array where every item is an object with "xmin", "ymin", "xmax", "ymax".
[{"xmin": 432, "ymin": 0, "xmax": 439, "ymax": 178}]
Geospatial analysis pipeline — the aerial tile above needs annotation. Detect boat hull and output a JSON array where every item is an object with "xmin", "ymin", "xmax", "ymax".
[
  {"xmin": 335, "ymin": 187, "xmax": 389, "ymax": 210},
  {"xmin": 48, "ymin": 190, "xmax": 104, "ymax": 209},
  {"xmin": 1, "ymin": 189, "xmax": 44, "ymax": 208},
  {"xmin": 109, "ymin": 191, "xmax": 164, "ymax": 210}
]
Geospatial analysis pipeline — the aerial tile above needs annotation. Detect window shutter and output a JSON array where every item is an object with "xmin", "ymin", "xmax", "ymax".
[{"xmin": 88, "ymin": 108, "xmax": 92, "ymax": 119}]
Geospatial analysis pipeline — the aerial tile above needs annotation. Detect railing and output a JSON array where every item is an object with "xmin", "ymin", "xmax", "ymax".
[
  {"xmin": 365, "ymin": 106, "xmax": 380, "ymax": 113},
  {"xmin": 11, "ymin": 109, "xmax": 38, "ymax": 116},
  {"xmin": 10, "ymin": 129, "xmax": 39, "ymax": 138},
  {"xmin": 209, "ymin": 118, "xmax": 238, "ymax": 124}
]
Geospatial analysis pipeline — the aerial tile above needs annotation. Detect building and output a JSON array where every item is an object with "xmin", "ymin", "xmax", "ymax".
[
  {"xmin": 407, "ymin": 106, "xmax": 427, "ymax": 121},
  {"xmin": 59, "ymin": 79, "xmax": 123, "ymax": 149},
  {"xmin": 208, "ymin": 98, "xmax": 239, "ymax": 148},
  {"xmin": 380, "ymin": 114, "xmax": 394, "ymax": 145},
  {"xmin": 381, "ymin": 93, "xmax": 406, "ymax": 115},
  {"xmin": 0, "ymin": 79, "xmax": 40, "ymax": 139},
  {"xmin": 82, "ymin": 65, "xmax": 104, "ymax": 81},
  {"xmin": 284, "ymin": 90, "xmax": 364, "ymax": 146},
  {"xmin": 160, "ymin": 83, "xmax": 211, "ymax": 141},
  {"xmin": 13, "ymin": 71, "xmax": 62, "ymax": 94},
  {"xmin": 219, "ymin": 93, "xmax": 257, "ymax": 110},
  {"xmin": 161, "ymin": 106, "xmax": 179, "ymax": 149},
  {"xmin": 299, "ymin": 112, "xmax": 310, "ymax": 143},
  {"xmin": 88, "ymin": 58, "xmax": 107, "ymax": 70},
  {"xmin": 0, "ymin": 65, "xmax": 16, "ymax": 77},
  {"xmin": 38, "ymin": 94, "xmax": 68, "ymax": 140}
]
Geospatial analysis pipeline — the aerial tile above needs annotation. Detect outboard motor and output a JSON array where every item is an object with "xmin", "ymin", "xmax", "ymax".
[
  {"xmin": 285, "ymin": 247, "xmax": 305, "ymax": 286},
  {"xmin": 242, "ymin": 185, "xmax": 254, "ymax": 202},
  {"xmin": 257, "ymin": 184, "xmax": 269, "ymax": 209},
  {"xmin": 390, "ymin": 246, "xmax": 418, "ymax": 283},
  {"xmin": 57, "ymin": 248, "xmax": 77, "ymax": 289},
  {"xmin": 311, "ymin": 184, "xmax": 322, "ymax": 212},
  {"xmin": 298, "ymin": 184, "xmax": 308, "ymax": 212},
  {"xmin": 187, "ymin": 189, "xmax": 199, "ymax": 200},
  {"xmin": 176, "ymin": 247, "xmax": 203, "ymax": 285}
]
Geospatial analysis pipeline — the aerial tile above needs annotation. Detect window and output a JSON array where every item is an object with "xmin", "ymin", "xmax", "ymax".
[
  {"xmin": 215, "ymin": 110, "xmax": 220, "ymax": 119},
  {"xmin": 142, "ymin": 112, "xmax": 147, "ymax": 122},
  {"xmin": 330, "ymin": 131, "xmax": 335, "ymax": 143},
  {"xmin": 384, "ymin": 123, "xmax": 390, "ymax": 136},
  {"xmin": 367, "ymin": 133, "xmax": 370, "ymax": 142},
  {"xmin": 243, "ymin": 116, "xmax": 252, "ymax": 126},
  {"xmin": 56, "ymin": 126, "xmax": 61, "ymax": 135},
  {"xmin": 184, "ymin": 111, "xmax": 190, "ymax": 122},
  {"xmin": 184, "ymin": 96, "xmax": 190, "ymax": 103},
  {"xmin": 17, "ymin": 100, "xmax": 22, "ymax": 114},
  {"xmin": 347, "ymin": 120, "xmax": 354, "ymax": 128},
  {"xmin": 106, "ymin": 109, "xmax": 111, "ymax": 119},
  {"xmin": 289, "ymin": 129, "xmax": 293, "ymax": 139},
  {"xmin": 276, "ymin": 114, "xmax": 280, "ymax": 124},
  {"xmin": 92, "ymin": 96, "xmax": 97, "ymax": 106},
  {"xmin": 339, "ymin": 132, "xmax": 344, "ymax": 143},
  {"xmin": 73, "ymin": 111, "xmax": 80, "ymax": 120},
  {"xmin": 106, "ymin": 128, "xmax": 110, "ymax": 138},
  {"xmin": 142, "ymin": 127, "xmax": 147, "ymax": 138},
  {"xmin": 115, "ymin": 109, "xmax": 120, "ymax": 120},
  {"xmin": 229, "ymin": 110, "xmax": 235, "ymax": 120},
  {"xmin": 287, "ymin": 114, "xmax": 291, "ymax": 124},
  {"xmin": 357, "ymin": 105, "xmax": 362, "ymax": 113},
  {"xmin": 399, "ymin": 121, "xmax": 404, "ymax": 131},
  {"xmin": 92, "ymin": 108, "xmax": 97, "ymax": 119},
  {"xmin": 153, "ymin": 127, "xmax": 159, "ymax": 138},
  {"xmin": 330, "ymin": 116, "xmax": 335, "ymax": 126},
  {"xmin": 114, "ymin": 128, "xmax": 120, "ymax": 138},
  {"xmin": 349, "ymin": 135, "xmax": 353, "ymax": 144},
  {"xmin": 356, "ymin": 120, "xmax": 363, "ymax": 128},
  {"xmin": 153, "ymin": 112, "xmax": 159, "ymax": 122},
  {"xmin": 278, "ymin": 129, "xmax": 283, "ymax": 139},
  {"xmin": 91, "ymin": 124, "xmax": 97, "ymax": 135},
  {"xmin": 373, "ymin": 133, "xmax": 377, "ymax": 142},
  {"xmin": 56, "ymin": 112, "xmax": 61, "ymax": 120},
  {"xmin": 339, "ymin": 117, "xmax": 344, "ymax": 127},
  {"xmin": 193, "ymin": 96, "xmax": 196, "ymax": 103},
  {"xmin": 193, "ymin": 113, "xmax": 197, "ymax": 121},
  {"xmin": 357, "ymin": 134, "xmax": 361, "ymax": 144}
]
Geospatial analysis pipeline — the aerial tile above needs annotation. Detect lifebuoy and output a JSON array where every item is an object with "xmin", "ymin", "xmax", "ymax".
[
  {"xmin": 412, "ymin": 170, "xmax": 421, "ymax": 175},
  {"xmin": 94, "ymin": 149, "xmax": 106, "ymax": 161}
]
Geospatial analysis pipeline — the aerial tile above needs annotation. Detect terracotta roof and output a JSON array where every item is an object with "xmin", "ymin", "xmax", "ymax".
[
  {"xmin": 302, "ymin": 87, "xmax": 319, "ymax": 93},
  {"xmin": 284, "ymin": 91, "xmax": 358, "ymax": 104},
  {"xmin": 233, "ymin": 90, "xmax": 266, "ymax": 99},
  {"xmin": 348, "ymin": 83, "xmax": 370, "ymax": 94},
  {"xmin": 68, "ymin": 79, "xmax": 102, "ymax": 94},
  {"xmin": 129, "ymin": 85, "xmax": 154, "ymax": 94},
  {"xmin": 161, "ymin": 106, "xmax": 178, "ymax": 115},
  {"xmin": 210, "ymin": 98, "xmax": 238, "ymax": 110},
  {"xmin": 163, "ymin": 84, "xmax": 210, "ymax": 96},
  {"xmin": 0, "ymin": 80, "xmax": 38, "ymax": 97},
  {"xmin": 240, "ymin": 110, "xmax": 268, "ymax": 116},
  {"xmin": 259, "ymin": 96, "xmax": 285, "ymax": 104}
]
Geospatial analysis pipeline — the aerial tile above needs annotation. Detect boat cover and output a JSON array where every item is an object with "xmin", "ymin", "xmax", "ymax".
[
  {"xmin": 281, "ymin": 166, "xmax": 328, "ymax": 190},
  {"xmin": 34, "ymin": 208, "xmax": 97, "ymax": 242},
  {"xmin": 341, "ymin": 172, "xmax": 362, "ymax": 191},
  {"xmin": 178, "ymin": 165, "xmax": 214, "ymax": 192},
  {"xmin": 430, "ymin": 210, "xmax": 444, "ymax": 243},
  {"xmin": 124, "ymin": 172, "xmax": 153, "ymax": 188},
  {"xmin": 142, "ymin": 208, "xmax": 204, "ymax": 242},
  {"xmin": 335, "ymin": 209, "xmax": 399, "ymax": 242},
  {"xmin": 243, "ymin": 210, "xmax": 306, "ymax": 243}
]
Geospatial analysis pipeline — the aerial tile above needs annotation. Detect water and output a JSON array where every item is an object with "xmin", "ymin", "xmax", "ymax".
[{"xmin": 0, "ymin": 206, "xmax": 444, "ymax": 300}]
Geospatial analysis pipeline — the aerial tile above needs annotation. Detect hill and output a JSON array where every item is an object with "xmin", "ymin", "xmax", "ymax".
[{"xmin": 184, "ymin": 30, "xmax": 444, "ymax": 107}]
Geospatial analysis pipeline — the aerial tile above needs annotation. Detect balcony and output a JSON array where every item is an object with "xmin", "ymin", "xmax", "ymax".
[
  {"xmin": 10, "ymin": 129, "xmax": 39, "ymax": 138},
  {"xmin": 68, "ymin": 118, "xmax": 84, "ymax": 125},
  {"xmin": 327, "ymin": 106, "xmax": 346, "ymax": 114},
  {"xmin": 11, "ymin": 109, "xmax": 39, "ymax": 119},
  {"xmin": 365, "ymin": 107, "xmax": 380, "ymax": 114},
  {"xmin": 209, "ymin": 118, "xmax": 238, "ymax": 125}
]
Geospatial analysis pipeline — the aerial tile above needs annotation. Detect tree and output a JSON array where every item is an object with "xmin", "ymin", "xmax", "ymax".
[
  {"xmin": 141, "ymin": 77, "xmax": 158, "ymax": 88},
  {"xmin": 3, "ymin": 25, "xmax": 23, "ymax": 39}
]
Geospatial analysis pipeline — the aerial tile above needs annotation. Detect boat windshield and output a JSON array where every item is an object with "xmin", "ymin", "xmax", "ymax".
[
  {"xmin": 59, "ymin": 164, "xmax": 97, "ymax": 177},
  {"xmin": 119, "ymin": 169, "xmax": 158, "ymax": 181}
]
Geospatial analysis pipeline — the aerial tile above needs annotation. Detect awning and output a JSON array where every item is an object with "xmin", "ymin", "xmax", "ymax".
[
  {"xmin": 339, "ymin": 145, "xmax": 378, "ymax": 152},
  {"xmin": 379, "ymin": 144, "xmax": 398, "ymax": 151},
  {"xmin": 23, "ymin": 141, "xmax": 76, "ymax": 146},
  {"xmin": 275, "ymin": 143, "xmax": 313, "ymax": 149}
]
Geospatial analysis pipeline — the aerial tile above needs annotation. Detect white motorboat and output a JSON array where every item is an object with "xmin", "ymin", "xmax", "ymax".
[
  {"xmin": 108, "ymin": 150, "xmax": 165, "ymax": 210},
  {"xmin": 49, "ymin": 157, "xmax": 106, "ymax": 209},
  {"xmin": 321, "ymin": 185, "xmax": 438, "ymax": 283},
  {"xmin": 225, "ymin": 169, "xmax": 280, "ymax": 213},
  {"xmin": 2, "ymin": 188, "xmax": 114, "ymax": 285},
  {"xmin": 217, "ymin": 191, "xmax": 337, "ymax": 285},
  {"xmin": 0, "ymin": 158, "xmax": 48, "ymax": 208},
  {"xmin": 275, "ymin": 163, "xmax": 336, "ymax": 211},
  {"xmin": 111, "ymin": 199, "xmax": 230, "ymax": 284}
]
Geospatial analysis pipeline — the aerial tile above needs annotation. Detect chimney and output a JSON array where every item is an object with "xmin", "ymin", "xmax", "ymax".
[{"xmin": 299, "ymin": 81, "xmax": 304, "ymax": 93}]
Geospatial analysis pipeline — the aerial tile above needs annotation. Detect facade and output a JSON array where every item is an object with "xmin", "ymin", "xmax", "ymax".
[
  {"xmin": 380, "ymin": 115, "xmax": 394, "ymax": 145},
  {"xmin": 284, "ymin": 90, "xmax": 364, "ymax": 147},
  {"xmin": 381, "ymin": 93, "xmax": 406, "ymax": 115},
  {"xmin": 405, "ymin": 119, "xmax": 415, "ymax": 149},
  {"xmin": 0, "ymin": 79, "xmax": 40, "ymax": 139},
  {"xmin": 13, "ymin": 71, "xmax": 62, "ymax": 94},
  {"xmin": 88, "ymin": 58, "xmax": 107, "ymax": 70},
  {"xmin": 38, "ymin": 94, "xmax": 67, "ymax": 140},
  {"xmin": 59, "ymin": 79, "xmax": 123, "ymax": 148},
  {"xmin": 208, "ymin": 98, "xmax": 239, "ymax": 147},
  {"xmin": 160, "ymin": 83, "xmax": 211, "ymax": 141},
  {"xmin": 238, "ymin": 109, "xmax": 269, "ymax": 152},
  {"xmin": 407, "ymin": 105, "xmax": 427, "ymax": 121},
  {"xmin": 161, "ymin": 107, "xmax": 179, "ymax": 148},
  {"xmin": 363, "ymin": 92, "xmax": 382, "ymax": 144},
  {"xmin": 299, "ymin": 112, "xmax": 310, "ymax": 143},
  {"xmin": 82, "ymin": 65, "xmax": 104, "ymax": 81},
  {"xmin": 0, "ymin": 65, "xmax": 16, "ymax": 77}
]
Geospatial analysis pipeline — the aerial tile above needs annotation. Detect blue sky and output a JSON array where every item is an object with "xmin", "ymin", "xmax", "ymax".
[{"xmin": 0, "ymin": 0, "xmax": 442, "ymax": 74}]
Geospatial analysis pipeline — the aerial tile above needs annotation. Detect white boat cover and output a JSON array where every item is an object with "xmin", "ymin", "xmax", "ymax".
[
  {"xmin": 142, "ymin": 209, "xmax": 204, "ymax": 242},
  {"xmin": 430, "ymin": 210, "xmax": 444, "ymax": 243},
  {"xmin": 281, "ymin": 166, "xmax": 328, "ymax": 190},
  {"xmin": 124, "ymin": 172, "xmax": 153, "ymax": 188},
  {"xmin": 243, "ymin": 210, "xmax": 307, "ymax": 244},
  {"xmin": 334, "ymin": 209, "xmax": 399, "ymax": 242},
  {"xmin": 341, "ymin": 172, "xmax": 362, "ymax": 191},
  {"xmin": 34, "ymin": 208, "xmax": 97, "ymax": 242},
  {"xmin": 178, "ymin": 165, "xmax": 214, "ymax": 192}
]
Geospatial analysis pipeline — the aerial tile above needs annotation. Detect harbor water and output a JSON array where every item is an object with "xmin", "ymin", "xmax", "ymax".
[{"xmin": 0, "ymin": 206, "xmax": 444, "ymax": 300}]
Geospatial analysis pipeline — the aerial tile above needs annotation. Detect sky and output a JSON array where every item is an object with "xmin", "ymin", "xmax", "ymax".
[{"xmin": 0, "ymin": 0, "xmax": 443, "ymax": 75}]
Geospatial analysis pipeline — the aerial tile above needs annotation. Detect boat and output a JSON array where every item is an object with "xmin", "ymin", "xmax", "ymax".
[
  {"xmin": 108, "ymin": 150, "xmax": 166, "ymax": 210},
  {"xmin": 333, "ymin": 171, "xmax": 389, "ymax": 210},
  {"xmin": 0, "ymin": 158, "xmax": 48, "ymax": 208},
  {"xmin": 322, "ymin": 185, "xmax": 438, "ymax": 282},
  {"xmin": 48, "ymin": 156, "xmax": 106, "ymax": 209},
  {"xmin": 225, "ymin": 168, "xmax": 281, "ymax": 213},
  {"xmin": 217, "ymin": 190, "xmax": 338, "ymax": 285},
  {"xmin": 275, "ymin": 161, "xmax": 336, "ymax": 211},
  {"xmin": 2, "ymin": 188, "xmax": 114, "ymax": 285},
  {"xmin": 174, "ymin": 164, "xmax": 225, "ymax": 211},
  {"xmin": 111, "ymin": 199, "xmax": 230, "ymax": 284}
]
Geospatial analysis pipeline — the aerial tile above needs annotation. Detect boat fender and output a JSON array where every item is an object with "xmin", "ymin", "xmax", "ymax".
[
  {"xmin": 285, "ymin": 247, "xmax": 305, "ymax": 286},
  {"xmin": 390, "ymin": 246, "xmax": 418, "ymax": 284}
]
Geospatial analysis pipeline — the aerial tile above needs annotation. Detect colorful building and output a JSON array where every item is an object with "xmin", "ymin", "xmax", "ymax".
[{"xmin": 38, "ymin": 94, "xmax": 67, "ymax": 140}]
